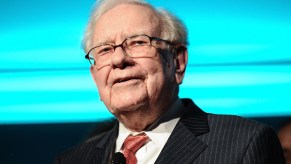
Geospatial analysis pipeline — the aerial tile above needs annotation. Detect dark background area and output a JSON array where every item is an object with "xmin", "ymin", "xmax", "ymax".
[{"xmin": 0, "ymin": 116, "xmax": 289, "ymax": 164}]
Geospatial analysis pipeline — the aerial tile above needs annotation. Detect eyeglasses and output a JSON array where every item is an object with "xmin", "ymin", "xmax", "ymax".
[{"xmin": 85, "ymin": 34, "xmax": 177, "ymax": 67}]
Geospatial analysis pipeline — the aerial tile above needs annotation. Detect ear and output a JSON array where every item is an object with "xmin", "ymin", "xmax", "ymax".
[{"xmin": 174, "ymin": 45, "xmax": 188, "ymax": 84}]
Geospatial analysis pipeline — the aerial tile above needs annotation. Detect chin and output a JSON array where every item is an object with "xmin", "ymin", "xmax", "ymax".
[
  {"xmin": 108, "ymin": 86, "xmax": 147, "ymax": 107},
  {"xmin": 108, "ymin": 96, "xmax": 149, "ymax": 115}
]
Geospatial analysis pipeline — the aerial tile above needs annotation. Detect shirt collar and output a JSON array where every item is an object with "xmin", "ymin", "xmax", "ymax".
[{"xmin": 115, "ymin": 98, "xmax": 185, "ymax": 151}]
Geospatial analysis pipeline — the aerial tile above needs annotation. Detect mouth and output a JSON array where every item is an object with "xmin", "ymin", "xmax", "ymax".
[
  {"xmin": 114, "ymin": 78, "xmax": 137, "ymax": 84},
  {"xmin": 112, "ymin": 77, "xmax": 143, "ymax": 86}
]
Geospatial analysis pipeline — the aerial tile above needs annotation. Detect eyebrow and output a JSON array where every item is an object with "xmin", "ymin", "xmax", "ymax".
[
  {"xmin": 94, "ymin": 33, "xmax": 150, "ymax": 46},
  {"xmin": 94, "ymin": 40, "xmax": 114, "ymax": 47}
]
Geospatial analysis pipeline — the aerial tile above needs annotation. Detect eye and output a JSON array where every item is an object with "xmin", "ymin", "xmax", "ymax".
[
  {"xmin": 131, "ymin": 40, "xmax": 148, "ymax": 46},
  {"xmin": 96, "ymin": 45, "xmax": 114, "ymax": 56},
  {"xmin": 127, "ymin": 36, "xmax": 150, "ymax": 47}
]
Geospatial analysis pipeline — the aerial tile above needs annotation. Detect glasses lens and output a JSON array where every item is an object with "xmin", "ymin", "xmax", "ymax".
[
  {"xmin": 90, "ymin": 44, "xmax": 114, "ymax": 65},
  {"xmin": 124, "ymin": 35, "xmax": 151, "ymax": 57},
  {"xmin": 87, "ymin": 35, "xmax": 157, "ymax": 67}
]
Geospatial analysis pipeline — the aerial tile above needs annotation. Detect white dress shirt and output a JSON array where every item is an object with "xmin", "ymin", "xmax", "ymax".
[{"xmin": 115, "ymin": 99, "xmax": 184, "ymax": 164}]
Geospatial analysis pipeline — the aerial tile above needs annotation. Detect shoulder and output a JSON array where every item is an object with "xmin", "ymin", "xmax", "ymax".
[
  {"xmin": 208, "ymin": 114, "xmax": 269, "ymax": 132},
  {"xmin": 54, "ymin": 119, "xmax": 118, "ymax": 164},
  {"xmin": 197, "ymin": 114, "xmax": 285, "ymax": 163},
  {"xmin": 202, "ymin": 114, "xmax": 280, "ymax": 151},
  {"xmin": 206, "ymin": 114, "xmax": 276, "ymax": 140},
  {"xmin": 208, "ymin": 114, "xmax": 286, "ymax": 163},
  {"xmin": 54, "ymin": 133, "xmax": 103, "ymax": 164},
  {"xmin": 55, "ymin": 132, "xmax": 109, "ymax": 164}
]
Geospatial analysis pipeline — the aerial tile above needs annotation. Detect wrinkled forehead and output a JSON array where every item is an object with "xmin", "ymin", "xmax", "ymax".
[{"xmin": 93, "ymin": 4, "xmax": 162, "ymax": 43}]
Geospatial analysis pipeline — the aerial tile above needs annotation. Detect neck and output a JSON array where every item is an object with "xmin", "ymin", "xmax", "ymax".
[
  {"xmin": 117, "ymin": 97, "xmax": 179, "ymax": 132},
  {"xmin": 117, "ymin": 108, "xmax": 160, "ymax": 132}
]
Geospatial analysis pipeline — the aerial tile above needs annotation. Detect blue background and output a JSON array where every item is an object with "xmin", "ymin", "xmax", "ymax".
[{"xmin": 0, "ymin": 0, "xmax": 291, "ymax": 124}]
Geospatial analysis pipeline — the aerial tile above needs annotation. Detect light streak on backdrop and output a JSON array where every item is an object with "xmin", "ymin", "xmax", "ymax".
[{"xmin": 0, "ymin": 0, "xmax": 290, "ymax": 124}]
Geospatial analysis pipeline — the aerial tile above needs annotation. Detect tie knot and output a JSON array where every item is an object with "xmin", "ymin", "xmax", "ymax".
[{"xmin": 123, "ymin": 133, "xmax": 149, "ymax": 154}]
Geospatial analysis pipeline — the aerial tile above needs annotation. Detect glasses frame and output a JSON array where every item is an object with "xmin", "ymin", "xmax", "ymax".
[{"xmin": 85, "ymin": 34, "xmax": 177, "ymax": 65}]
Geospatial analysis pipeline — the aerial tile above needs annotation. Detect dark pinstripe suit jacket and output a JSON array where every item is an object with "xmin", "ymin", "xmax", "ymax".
[{"xmin": 55, "ymin": 99, "xmax": 285, "ymax": 164}]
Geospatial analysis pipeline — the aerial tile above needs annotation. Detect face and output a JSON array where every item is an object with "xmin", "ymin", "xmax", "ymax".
[
  {"xmin": 90, "ymin": 4, "xmax": 186, "ymax": 119},
  {"xmin": 278, "ymin": 124, "xmax": 291, "ymax": 164}
]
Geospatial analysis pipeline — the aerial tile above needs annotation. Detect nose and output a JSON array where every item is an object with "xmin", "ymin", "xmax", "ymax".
[{"xmin": 111, "ymin": 46, "xmax": 127, "ymax": 68}]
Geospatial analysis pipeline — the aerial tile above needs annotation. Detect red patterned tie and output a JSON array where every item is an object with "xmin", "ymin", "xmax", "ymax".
[{"xmin": 122, "ymin": 133, "xmax": 149, "ymax": 164}]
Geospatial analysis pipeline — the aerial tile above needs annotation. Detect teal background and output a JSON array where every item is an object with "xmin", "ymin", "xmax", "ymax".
[{"xmin": 0, "ymin": 0, "xmax": 291, "ymax": 124}]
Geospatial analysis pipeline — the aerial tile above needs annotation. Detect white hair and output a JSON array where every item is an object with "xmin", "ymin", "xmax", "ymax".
[{"xmin": 82, "ymin": 0, "xmax": 188, "ymax": 53}]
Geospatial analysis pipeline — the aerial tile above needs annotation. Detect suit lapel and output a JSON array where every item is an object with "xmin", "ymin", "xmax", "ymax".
[
  {"xmin": 91, "ymin": 120, "xmax": 119, "ymax": 164},
  {"xmin": 155, "ymin": 99, "xmax": 209, "ymax": 164}
]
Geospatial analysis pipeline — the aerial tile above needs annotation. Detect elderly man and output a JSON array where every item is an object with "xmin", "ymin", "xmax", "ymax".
[{"xmin": 55, "ymin": 0, "xmax": 285, "ymax": 163}]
